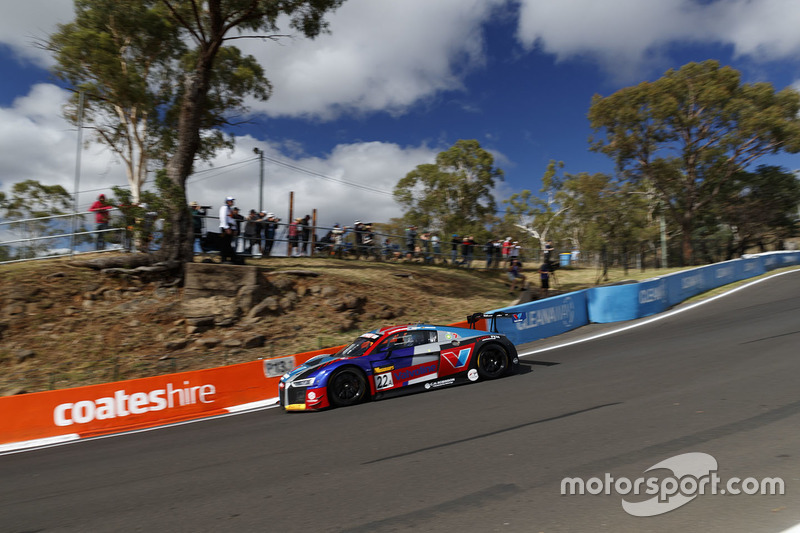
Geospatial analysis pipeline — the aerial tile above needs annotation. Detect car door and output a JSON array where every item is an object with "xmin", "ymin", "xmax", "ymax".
[{"xmin": 370, "ymin": 330, "xmax": 440, "ymax": 392}]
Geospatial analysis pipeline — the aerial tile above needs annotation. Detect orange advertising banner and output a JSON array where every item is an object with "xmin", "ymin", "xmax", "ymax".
[
  {"xmin": 0, "ymin": 345, "xmax": 342, "ymax": 449},
  {"xmin": 0, "ymin": 317, "xmax": 487, "ymax": 450}
]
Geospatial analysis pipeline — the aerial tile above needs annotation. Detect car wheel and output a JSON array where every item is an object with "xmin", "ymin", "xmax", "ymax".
[
  {"xmin": 328, "ymin": 369, "xmax": 367, "ymax": 407},
  {"xmin": 475, "ymin": 344, "xmax": 508, "ymax": 380}
]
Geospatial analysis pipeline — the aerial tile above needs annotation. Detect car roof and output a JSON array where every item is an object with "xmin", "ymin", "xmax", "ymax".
[{"xmin": 367, "ymin": 324, "xmax": 438, "ymax": 336}]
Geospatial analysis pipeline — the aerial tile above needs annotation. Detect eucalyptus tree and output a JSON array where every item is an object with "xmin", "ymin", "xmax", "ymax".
[
  {"xmin": 589, "ymin": 60, "xmax": 800, "ymax": 264},
  {"xmin": 49, "ymin": 0, "xmax": 344, "ymax": 266},
  {"xmin": 394, "ymin": 139, "xmax": 504, "ymax": 238}
]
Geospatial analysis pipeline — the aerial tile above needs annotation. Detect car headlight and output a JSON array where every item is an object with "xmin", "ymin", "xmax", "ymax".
[{"xmin": 291, "ymin": 378, "xmax": 316, "ymax": 388}]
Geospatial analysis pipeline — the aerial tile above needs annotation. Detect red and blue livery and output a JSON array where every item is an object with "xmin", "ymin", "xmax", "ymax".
[{"xmin": 279, "ymin": 314, "xmax": 519, "ymax": 411}]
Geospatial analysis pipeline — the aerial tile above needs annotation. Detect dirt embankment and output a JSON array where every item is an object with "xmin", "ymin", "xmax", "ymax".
[{"xmin": 0, "ymin": 256, "xmax": 517, "ymax": 396}]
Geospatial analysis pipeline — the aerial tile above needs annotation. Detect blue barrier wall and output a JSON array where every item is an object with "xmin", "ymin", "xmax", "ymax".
[
  {"xmin": 487, "ymin": 290, "xmax": 589, "ymax": 345},
  {"xmin": 494, "ymin": 252, "xmax": 799, "ymax": 343}
]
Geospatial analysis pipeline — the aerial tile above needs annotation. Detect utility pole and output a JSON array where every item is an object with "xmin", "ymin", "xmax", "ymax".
[
  {"xmin": 253, "ymin": 147, "xmax": 264, "ymax": 213},
  {"xmin": 71, "ymin": 91, "xmax": 85, "ymax": 256}
]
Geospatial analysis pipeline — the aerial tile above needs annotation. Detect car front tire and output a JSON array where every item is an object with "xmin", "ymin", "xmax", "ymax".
[{"xmin": 328, "ymin": 369, "xmax": 367, "ymax": 407}]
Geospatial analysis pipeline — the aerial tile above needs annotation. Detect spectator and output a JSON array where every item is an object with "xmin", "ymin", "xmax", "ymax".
[
  {"xmin": 89, "ymin": 193, "xmax": 113, "ymax": 250},
  {"xmin": 261, "ymin": 213, "xmax": 279, "ymax": 257},
  {"xmin": 543, "ymin": 240, "xmax": 555, "ymax": 263},
  {"xmin": 508, "ymin": 257, "xmax": 526, "ymax": 293},
  {"xmin": 218, "ymin": 196, "xmax": 238, "ymax": 263},
  {"xmin": 431, "ymin": 233, "xmax": 441, "ymax": 263},
  {"xmin": 288, "ymin": 217, "xmax": 301, "ymax": 257},
  {"xmin": 450, "ymin": 234, "xmax": 460, "ymax": 265},
  {"xmin": 362, "ymin": 224, "xmax": 375, "ymax": 259},
  {"xmin": 190, "ymin": 201, "xmax": 208, "ymax": 253},
  {"xmin": 461, "ymin": 235, "xmax": 475, "ymax": 269},
  {"xmin": 502, "ymin": 237, "xmax": 512, "ymax": 262},
  {"xmin": 539, "ymin": 260, "xmax": 553, "ymax": 296},
  {"xmin": 300, "ymin": 214, "xmax": 312, "ymax": 256},
  {"xmin": 509, "ymin": 241, "xmax": 521, "ymax": 262},
  {"xmin": 243, "ymin": 209, "xmax": 261, "ymax": 255},
  {"xmin": 382, "ymin": 238, "xmax": 393, "ymax": 261},
  {"xmin": 493, "ymin": 239, "xmax": 503, "ymax": 269},
  {"xmin": 484, "ymin": 238, "xmax": 495, "ymax": 269},
  {"xmin": 353, "ymin": 220, "xmax": 366, "ymax": 258},
  {"xmin": 420, "ymin": 232, "xmax": 433, "ymax": 264},
  {"xmin": 405, "ymin": 225, "xmax": 418, "ymax": 261},
  {"xmin": 332, "ymin": 223, "xmax": 347, "ymax": 259},
  {"xmin": 231, "ymin": 207, "xmax": 244, "ymax": 252}
]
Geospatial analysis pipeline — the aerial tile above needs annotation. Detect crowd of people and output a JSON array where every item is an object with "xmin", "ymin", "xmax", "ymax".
[{"xmin": 187, "ymin": 196, "xmax": 568, "ymax": 295}]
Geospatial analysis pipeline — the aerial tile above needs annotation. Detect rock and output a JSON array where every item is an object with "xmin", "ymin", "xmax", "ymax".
[
  {"xmin": 320, "ymin": 285, "xmax": 337, "ymax": 298},
  {"xmin": 182, "ymin": 295, "xmax": 238, "ymax": 319},
  {"xmin": 338, "ymin": 316, "xmax": 357, "ymax": 332},
  {"xmin": 236, "ymin": 284, "xmax": 269, "ymax": 314},
  {"xmin": 343, "ymin": 295, "xmax": 366, "ymax": 310},
  {"xmin": 223, "ymin": 339, "xmax": 243, "ymax": 348},
  {"xmin": 215, "ymin": 316, "xmax": 238, "ymax": 327},
  {"xmin": 186, "ymin": 316, "xmax": 216, "ymax": 327},
  {"xmin": 326, "ymin": 298, "xmax": 347, "ymax": 312},
  {"xmin": 244, "ymin": 334, "xmax": 266, "ymax": 349},
  {"xmin": 15, "ymin": 350, "xmax": 35, "ymax": 364},
  {"xmin": 247, "ymin": 296, "xmax": 280, "ymax": 319},
  {"xmin": 271, "ymin": 276, "xmax": 295, "ymax": 292},
  {"xmin": 197, "ymin": 338, "xmax": 221, "ymax": 348},
  {"xmin": 165, "ymin": 340, "xmax": 188, "ymax": 351},
  {"xmin": 5, "ymin": 303, "xmax": 25, "ymax": 316}
]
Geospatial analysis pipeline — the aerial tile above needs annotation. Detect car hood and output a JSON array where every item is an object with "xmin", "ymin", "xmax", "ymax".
[{"xmin": 282, "ymin": 353, "xmax": 344, "ymax": 382}]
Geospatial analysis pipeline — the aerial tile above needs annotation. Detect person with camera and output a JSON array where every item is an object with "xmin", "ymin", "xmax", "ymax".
[
  {"xmin": 190, "ymin": 201, "xmax": 209, "ymax": 252},
  {"xmin": 507, "ymin": 256, "xmax": 526, "ymax": 293},
  {"xmin": 260, "ymin": 212, "xmax": 279, "ymax": 257},
  {"xmin": 539, "ymin": 259, "xmax": 559, "ymax": 296}
]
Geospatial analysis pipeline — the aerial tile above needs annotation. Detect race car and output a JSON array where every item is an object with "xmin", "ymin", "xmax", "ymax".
[{"xmin": 278, "ymin": 313, "xmax": 519, "ymax": 411}]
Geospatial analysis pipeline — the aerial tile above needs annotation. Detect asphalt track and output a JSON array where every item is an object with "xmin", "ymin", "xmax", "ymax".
[{"xmin": 1, "ymin": 270, "xmax": 799, "ymax": 532}]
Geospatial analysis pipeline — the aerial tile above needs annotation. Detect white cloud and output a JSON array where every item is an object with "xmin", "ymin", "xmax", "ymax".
[
  {"xmin": 514, "ymin": 0, "xmax": 800, "ymax": 80},
  {"xmin": 185, "ymin": 138, "xmax": 438, "ymax": 229},
  {"xmin": 0, "ymin": 84, "xmax": 436, "ymax": 227},
  {"xmin": 240, "ymin": 0, "xmax": 506, "ymax": 119},
  {"xmin": 0, "ymin": 0, "xmax": 73, "ymax": 67}
]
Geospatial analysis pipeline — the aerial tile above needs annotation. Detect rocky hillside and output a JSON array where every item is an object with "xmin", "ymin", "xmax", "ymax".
[{"xmin": 0, "ymin": 255, "xmax": 517, "ymax": 396}]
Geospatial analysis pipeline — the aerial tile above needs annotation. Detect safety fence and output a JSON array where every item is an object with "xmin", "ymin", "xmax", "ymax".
[
  {"xmin": 2, "ymin": 253, "xmax": 796, "ymax": 452},
  {"xmin": 486, "ymin": 251, "xmax": 800, "ymax": 345}
]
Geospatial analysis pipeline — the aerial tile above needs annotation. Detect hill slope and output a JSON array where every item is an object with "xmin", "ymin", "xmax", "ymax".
[{"xmin": 0, "ymin": 256, "xmax": 520, "ymax": 396}]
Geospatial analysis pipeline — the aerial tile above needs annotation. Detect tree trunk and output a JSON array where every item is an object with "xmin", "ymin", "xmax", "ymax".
[{"xmin": 159, "ymin": 55, "xmax": 216, "ymax": 267}]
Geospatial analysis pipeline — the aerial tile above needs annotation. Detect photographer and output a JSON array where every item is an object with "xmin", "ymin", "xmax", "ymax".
[
  {"xmin": 538, "ymin": 259, "xmax": 559, "ymax": 296},
  {"xmin": 190, "ymin": 201, "xmax": 210, "ymax": 252},
  {"xmin": 260, "ymin": 212, "xmax": 279, "ymax": 257}
]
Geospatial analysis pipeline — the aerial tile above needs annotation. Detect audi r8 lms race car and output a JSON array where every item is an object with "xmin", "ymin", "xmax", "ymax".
[{"xmin": 278, "ymin": 313, "xmax": 519, "ymax": 411}]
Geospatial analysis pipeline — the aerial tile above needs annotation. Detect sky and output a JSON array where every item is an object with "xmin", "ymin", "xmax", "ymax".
[{"xmin": 2, "ymin": 0, "xmax": 800, "ymax": 231}]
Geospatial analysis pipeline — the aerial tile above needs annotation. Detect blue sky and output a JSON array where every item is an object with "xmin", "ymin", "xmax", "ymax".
[{"xmin": 1, "ymin": 0, "xmax": 800, "ymax": 229}]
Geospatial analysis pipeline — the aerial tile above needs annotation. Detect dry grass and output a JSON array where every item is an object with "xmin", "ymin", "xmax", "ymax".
[{"xmin": 0, "ymin": 253, "xmax": 697, "ymax": 395}]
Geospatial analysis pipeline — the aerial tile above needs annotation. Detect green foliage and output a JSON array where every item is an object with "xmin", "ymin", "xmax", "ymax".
[
  {"xmin": 1, "ymin": 180, "xmax": 74, "ymax": 259},
  {"xmin": 697, "ymin": 165, "xmax": 800, "ymax": 259},
  {"xmin": 589, "ymin": 60, "xmax": 800, "ymax": 264},
  {"xmin": 394, "ymin": 140, "xmax": 503, "ymax": 239}
]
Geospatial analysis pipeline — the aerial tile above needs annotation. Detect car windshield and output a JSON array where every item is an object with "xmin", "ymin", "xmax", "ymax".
[{"xmin": 337, "ymin": 333, "xmax": 380, "ymax": 358}]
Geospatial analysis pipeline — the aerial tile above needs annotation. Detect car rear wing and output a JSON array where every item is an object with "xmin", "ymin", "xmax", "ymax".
[{"xmin": 466, "ymin": 311, "xmax": 516, "ymax": 333}]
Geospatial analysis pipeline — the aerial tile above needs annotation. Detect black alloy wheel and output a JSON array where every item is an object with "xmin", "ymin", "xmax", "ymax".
[
  {"xmin": 475, "ymin": 345, "xmax": 509, "ymax": 380},
  {"xmin": 328, "ymin": 369, "xmax": 367, "ymax": 407}
]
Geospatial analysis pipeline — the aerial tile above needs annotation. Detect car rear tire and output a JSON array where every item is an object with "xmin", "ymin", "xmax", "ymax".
[
  {"xmin": 475, "ymin": 344, "xmax": 508, "ymax": 380},
  {"xmin": 328, "ymin": 369, "xmax": 367, "ymax": 407}
]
